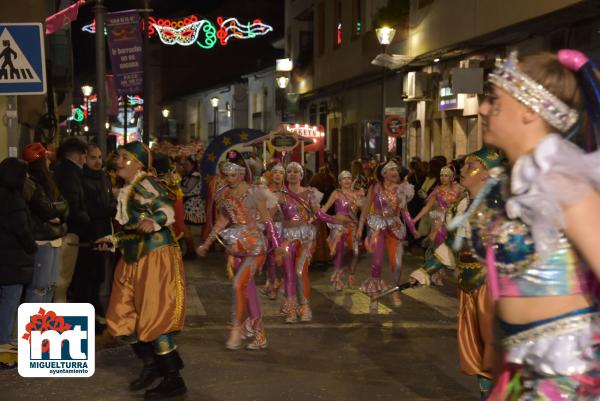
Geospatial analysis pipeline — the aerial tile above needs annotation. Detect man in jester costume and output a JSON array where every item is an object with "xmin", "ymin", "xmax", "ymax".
[
  {"xmin": 409, "ymin": 146, "xmax": 500, "ymax": 400},
  {"xmin": 98, "ymin": 142, "xmax": 186, "ymax": 399}
]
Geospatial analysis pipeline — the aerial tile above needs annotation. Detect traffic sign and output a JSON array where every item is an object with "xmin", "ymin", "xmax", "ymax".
[
  {"xmin": 384, "ymin": 115, "xmax": 406, "ymax": 137},
  {"xmin": 0, "ymin": 23, "xmax": 46, "ymax": 95}
]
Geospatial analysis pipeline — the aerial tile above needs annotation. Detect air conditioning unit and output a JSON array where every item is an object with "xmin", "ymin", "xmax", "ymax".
[{"xmin": 402, "ymin": 71, "xmax": 429, "ymax": 101}]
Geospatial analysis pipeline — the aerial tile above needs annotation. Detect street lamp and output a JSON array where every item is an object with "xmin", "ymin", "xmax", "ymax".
[
  {"xmin": 162, "ymin": 108, "xmax": 170, "ymax": 118},
  {"xmin": 81, "ymin": 85, "xmax": 93, "ymax": 142},
  {"xmin": 210, "ymin": 96, "xmax": 219, "ymax": 139},
  {"xmin": 276, "ymin": 75, "xmax": 290, "ymax": 123},
  {"xmin": 376, "ymin": 27, "xmax": 396, "ymax": 159}
]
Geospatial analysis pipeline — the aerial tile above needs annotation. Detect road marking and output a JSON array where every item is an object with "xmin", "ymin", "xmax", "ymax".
[
  {"xmin": 402, "ymin": 286, "xmax": 458, "ymax": 318},
  {"xmin": 186, "ymin": 283, "xmax": 207, "ymax": 316},
  {"xmin": 312, "ymin": 283, "xmax": 395, "ymax": 315}
]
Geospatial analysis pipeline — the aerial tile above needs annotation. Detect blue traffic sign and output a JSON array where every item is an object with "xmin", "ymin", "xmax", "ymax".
[{"xmin": 0, "ymin": 23, "xmax": 46, "ymax": 95}]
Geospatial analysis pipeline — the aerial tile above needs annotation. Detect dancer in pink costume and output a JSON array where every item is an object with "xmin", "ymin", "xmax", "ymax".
[
  {"xmin": 357, "ymin": 160, "xmax": 415, "ymax": 312},
  {"xmin": 273, "ymin": 162, "xmax": 330, "ymax": 323},
  {"xmin": 261, "ymin": 163, "xmax": 285, "ymax": 300},
  {"xmin": 319, "ymin": 170, "xmax": 364, "ymax": 291},
  {"xmin": 197, "ymin": 161, "xmax": 280, "ymax": 350}
]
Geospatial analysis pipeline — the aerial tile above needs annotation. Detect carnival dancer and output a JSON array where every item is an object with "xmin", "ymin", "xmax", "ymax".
[
  {"xmin": 196, "ymin": 160, "xmax": 280, "ymax": 350},
  {"xmin": 261, "ymin": 162, "xmax": 285, "ymax": 300},
  {"xmin": 413, "ymin": 165, "xmax": 463, "ymax": 285},
  {"xmin": 274, "ymin": 162, "xmax": 326, "ymax": 323},
  {"xmin": 97, "ymin": 142, "xmax": 186, "ymax": 399},
  {"xmin": 319, "ymin": 170, "xmax": 364, "ymax": 290},
  {"xmin": 410, "ymin": 147, "xmax": 500, "ymax": 400},
  {"xmin": 357, "ymin": 160, "xmax": 415, "ymax": 312},
  {"xmin": 451, "ymin": 50, "xmax": 600, "ymax": 400}
]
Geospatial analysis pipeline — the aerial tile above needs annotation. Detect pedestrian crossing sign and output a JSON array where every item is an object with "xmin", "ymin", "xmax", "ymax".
[{"xmin": 0, "ymin": 23, "xmax": 46, "ymax": 95}]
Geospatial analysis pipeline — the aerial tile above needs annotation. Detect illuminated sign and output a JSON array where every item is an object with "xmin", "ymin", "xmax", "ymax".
[{"xmin": 283, "ymin": 124, "xmax": 325, "ymax": 138}]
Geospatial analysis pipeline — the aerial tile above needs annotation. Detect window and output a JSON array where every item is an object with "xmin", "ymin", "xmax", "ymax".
[
  {"xmin": 352, "ymin": 0, "xmax": 362, "ymax": 37},
  {"xmin": 319, "ymin": 102, "xmax": 328, "ymax": 128},
  {"xmin": 333, "ymin": 0, "xmax": 342, "ymax": 48},
  {"xmin": 317, "ymin": 2, "xmax": 325, "ymax": 56},
  {"xmin": 309, "ymin": 104, "xmax": 317, "ymax": 125}
]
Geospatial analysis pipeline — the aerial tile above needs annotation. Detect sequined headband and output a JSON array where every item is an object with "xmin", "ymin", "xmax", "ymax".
[
  {"xmin": 221, "ymin": 161, "xmax": 246, "ymax": 175},
  {"xmin": 381, "ymin": 161, "xmax": 398, "ymax": 174},
  {"xmin": 286, "ymin": 162, "xmax": 304, "ymax": 176},
  {"xmin": 488, "ymin": 50, "xmax": 579, "ymax": 133},
  {"xmin": 338, "ymin": 170, "xmax": 352, "ymax": 181},
  {"xmin": 440, "ymin": 166, "xmax": 454, "ymax": 177},
  {"xmin": 270, "ymin": 163, "xmax": 285, "ymax": 173}
]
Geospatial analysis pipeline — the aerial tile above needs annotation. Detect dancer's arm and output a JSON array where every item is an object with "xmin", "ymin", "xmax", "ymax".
[
  {"xmin": 413, "ymin": 190, "xmax": 436, "ymax": 223},
  {"xmin": 563, "ymin": 190, "xmax": 600, "ymax": 277},
  {"xmin": 196, "ymin": 212, "xmax": 228, "ymax": 256}
]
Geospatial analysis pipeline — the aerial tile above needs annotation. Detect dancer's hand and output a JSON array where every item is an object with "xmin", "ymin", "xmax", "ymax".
[
  {"xmin": 196, "ymin": 243, "xmax": 209, "ymax": 257},
  {"xmin": 138, "ymin": 218, "xmax": 156, "ymax": 233},
  {"xmin": 94, "ymin": 236, "xmax": 114, "ymax": 252}
]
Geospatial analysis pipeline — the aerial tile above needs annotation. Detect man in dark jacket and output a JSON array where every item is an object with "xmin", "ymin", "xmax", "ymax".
[
  {"xmin": 71, "ymin": 144, "xmax": 116, "ymax": 327},
  {"xmin": 0, "ymin": 158, "xmax": 37, "ymax": 366},
  {"xmin": 53, "ymin": 137, "xmax": 90, "ymax": 302}
]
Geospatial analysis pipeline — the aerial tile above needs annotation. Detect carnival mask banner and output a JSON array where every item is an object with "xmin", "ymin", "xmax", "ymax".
[{"xmin": 106, "ymin": 10, "xmax": 143, "ymax": 95}]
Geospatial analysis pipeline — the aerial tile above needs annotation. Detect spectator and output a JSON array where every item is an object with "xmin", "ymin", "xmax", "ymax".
[
  {"xmin": 53, "ymin": 137, "xmax": 90, "ymax": 302},
  {"xmin": 181, "ymin": 155, "xmax": 204, "ymax": 259},
  {"xmin": 0, "ymin": 158, "xmax": 37, "ymax": 364},
  {"xmin": 71, "ymin": 144, "xmax": 116, "ymax": 329},
  {"xmin": 22, "ymin": 143, "xmax": 69, "ymax": 304},
  {"xmin": 351, "ymin": 159, "xmax": 369, "ymax": 192}
]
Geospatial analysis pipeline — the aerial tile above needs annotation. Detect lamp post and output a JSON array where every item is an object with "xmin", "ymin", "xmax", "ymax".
[
  {"xmin": 276, "ymin": 58, "xmax": 293, "ymax": 125},
  {"xmin": 81, "ymin": 84, "xmax": 93, "ymax": 143},
  {"xmin": 210, "ymin": 96, "xmax": 219, "ymax": 139},
  {"xmin": 375, "ymin": 26, "xmax": 396, "ymax": 161},
  {"xmin": 276, "ymin": 75, "xmax": 290, "ymax": 122},
  {"xmin": 161, "ymin": 108, "xmax": 170, "ymax": 140}
]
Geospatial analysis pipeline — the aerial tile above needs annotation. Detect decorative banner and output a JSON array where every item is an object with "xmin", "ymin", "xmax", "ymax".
[
  {"xmin": 83, "ymin": 15, "xmax": 272, "ymax": 49},
  {"xmin": 106, "ymin": 10, "xmax": 143, "ymax": 95},
  {"xmin": 384, "ymin": 115, "xmax": 405, "ymax": 137},
  {"xmin": 200, "ymin": 128, "xmax": 265, "ymax": 195},
  {"xmin": 283, "ymin": 123, "xmax": 325, "ymax": 138}
]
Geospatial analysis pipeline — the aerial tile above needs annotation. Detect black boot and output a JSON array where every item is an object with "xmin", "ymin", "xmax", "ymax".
[
  {"xmin": 130, "ymin": 342, "xmax": 160, "ymax": 391},
  {"xmin": 144, "ymin": 350, "xmax": 187, "ymax": 399}
]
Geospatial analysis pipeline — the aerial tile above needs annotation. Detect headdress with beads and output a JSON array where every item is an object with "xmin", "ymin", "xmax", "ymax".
[
  {"xmin": 286, "ymin": 162, "xmax": 304, "ymax": 176},
  {"xmin": 338, "ymin": 170, "xmax": 352, "ymax": 181},
  {"xmin": 464, "ymin": 146, "xmax": 502, "ymax": 170},
  {"xmin": 121, "ymin": 141, "xmax": 152, "ymax": 170}
]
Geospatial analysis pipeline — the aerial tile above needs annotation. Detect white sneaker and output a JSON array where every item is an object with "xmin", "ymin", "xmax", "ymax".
[{"xmin": 0, "ymin": 343, "xmax": 18, "ymax": 354}]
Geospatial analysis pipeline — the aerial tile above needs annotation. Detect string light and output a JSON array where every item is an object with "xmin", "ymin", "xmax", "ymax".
[
  {"xmin": 82, "ymin": 15, "xmax": 272, "ymax": 49},
  {"xmin": 215, "ymin": 17, "xmax": 273, "ymax": 46}
]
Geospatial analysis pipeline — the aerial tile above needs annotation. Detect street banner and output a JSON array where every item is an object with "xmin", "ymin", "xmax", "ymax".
[
  {"xmin": 106, "ymin": 10, "xmax": 143, "ymax": 95},
  {"xmin": 45, "ymin": 0, "xmax": 85, "ymax": 35}
]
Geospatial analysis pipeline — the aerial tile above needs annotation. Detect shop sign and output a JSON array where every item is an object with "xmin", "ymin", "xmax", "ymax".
[
  {"xmin": 283, "ymin": 123, "xmax": 325, "ymax": 138},
  {"xmin": 270, "ymin": 134, "xmax": 298, "ymax": 152}
]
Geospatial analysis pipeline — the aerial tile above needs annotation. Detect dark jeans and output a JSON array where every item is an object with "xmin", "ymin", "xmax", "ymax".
[
  {"xmin": 70, "ymin": 248, "xmax": 114, "ymax": 317},
  {"xmin": 0, "ymin": 284, "xmax": 23, "ymax": 344}
]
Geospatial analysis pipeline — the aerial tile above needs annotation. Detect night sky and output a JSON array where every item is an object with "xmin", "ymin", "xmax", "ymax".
[{"xmin": 71, "ymin": 0, "xmax": 284, "ymax": 100}]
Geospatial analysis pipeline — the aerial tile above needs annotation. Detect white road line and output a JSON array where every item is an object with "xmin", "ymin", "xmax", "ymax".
[
  {"xmin": 402, "ymin": 286, "xmax": 458, "ymax": 318},
  {"xmin": 186, "ymin": 283, "xmax": 207, "ymax": 316}
]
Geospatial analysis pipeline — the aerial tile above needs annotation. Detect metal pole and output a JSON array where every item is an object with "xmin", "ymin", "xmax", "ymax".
[
  {"xmin": 380, "ymin": 44, "xmax": 388, "ymax": 161},
  {"xmin": 123, "ymin": 96, "xmax": 128, "ymax": 144},
  {"xmin": 142, "ymin": 0, "xmax": 151, "ymax": 145},
  {"xmin": 95, "ymin": 0, "xmax": 107, "ymax": 155},
  {"xmin": 213, "ymin": 106, "xmax": 218, "ymax": 138}
]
